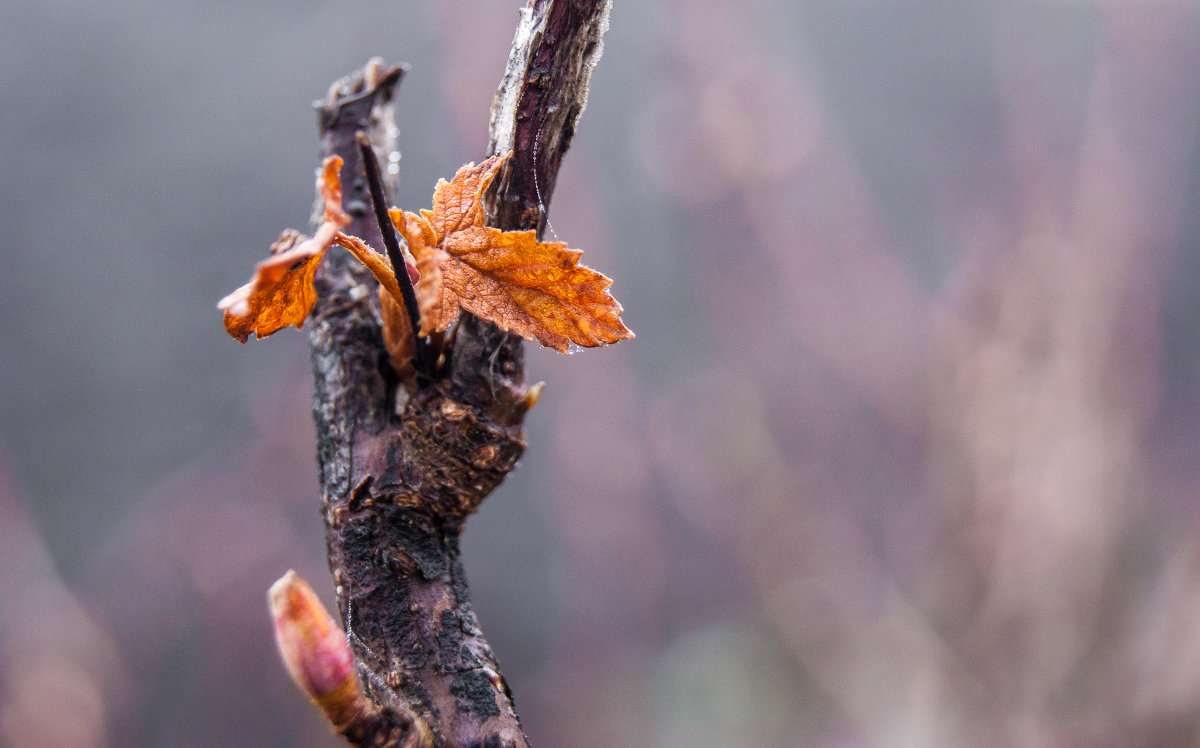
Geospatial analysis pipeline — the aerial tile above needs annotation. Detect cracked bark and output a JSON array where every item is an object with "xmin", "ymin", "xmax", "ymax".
[{"xmin": 304, "ymin": 2, "xmax": 613, "ymax": 745}]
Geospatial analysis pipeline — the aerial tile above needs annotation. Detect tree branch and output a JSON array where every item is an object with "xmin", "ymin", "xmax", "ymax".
[{"xmin": 301, "ymin": 2, "xmax": 613, "ymax": 745}]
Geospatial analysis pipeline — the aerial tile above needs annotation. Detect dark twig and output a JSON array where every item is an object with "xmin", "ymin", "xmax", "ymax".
[
  {"xmin": 355, "ymin": 131, "xmax": 434, "ymax": 380},
  {"xmin": 298, "ymin": 1, "xmax": 614, "ymax": 744},
  {"xmin": 311, "ymin": 63, "xmax": 530, "ymax": 747}
]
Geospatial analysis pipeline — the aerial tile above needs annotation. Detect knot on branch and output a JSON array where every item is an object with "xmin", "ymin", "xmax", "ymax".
[
  {"xmin": 399, "ymin": 389, "xmax": 529, "ymax": 521},
  {"xmin": 336, "ymin": 387, "xmax": 530, "ymax": 526}
]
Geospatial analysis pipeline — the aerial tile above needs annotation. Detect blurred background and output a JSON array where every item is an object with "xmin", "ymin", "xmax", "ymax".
[{"xmin": 3, "ymin": 0, "xmax": 1200, "ymax": 745}]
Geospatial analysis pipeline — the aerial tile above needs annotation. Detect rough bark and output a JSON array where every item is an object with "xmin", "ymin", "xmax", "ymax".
[{"xmin": 305, "ymin": 2, "xmax": 613, "ymax": 745}]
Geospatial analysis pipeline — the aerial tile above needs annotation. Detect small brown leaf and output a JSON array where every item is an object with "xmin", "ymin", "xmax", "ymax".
[
  {"xmin": 219, "ymin": 156, "xmax": 421, "ymax": 353},
  {"xmin": 321, "ymin": 156, "xmax": 352, "ymax": 228},
  {"xmin": 331, "ymin": 232, "xmax": 404, "ymax": 304},
  {"xmin": 219, "ymin": 225, "xmax": 337, "ymax": 342},
  {"xmin": 379, "ymin": 285, "xmax": 415, "ymax": 380},
  {"xmin": 394, "ymin": 153, "xmax": 634, "ymax": 353},
  {"xmin": 220, "ymin": 156, "xmax": 359, "ymax": 343}
]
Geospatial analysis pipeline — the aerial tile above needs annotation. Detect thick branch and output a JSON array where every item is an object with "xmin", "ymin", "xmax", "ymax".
[
  {"xmin": 311, "ymin": 62, "xmax": 527, "ymax": 748},
  {"xmin": 304, "ymin": 2, "xmax": 612, "ymax": 745},
  {"xmin": 452, "ymin": 0, "xmax": 613, "ymax": 389}
]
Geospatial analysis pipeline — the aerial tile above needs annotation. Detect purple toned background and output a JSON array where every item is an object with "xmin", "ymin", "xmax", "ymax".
[{"xmin": 4, "ymin": 2, "xmax": 1200, "ymax": 745}]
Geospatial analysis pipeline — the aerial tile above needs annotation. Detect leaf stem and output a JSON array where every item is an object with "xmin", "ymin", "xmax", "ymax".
[{"xmin": 355, "ymin": 131, "xmax": 435, "ymax": 381}]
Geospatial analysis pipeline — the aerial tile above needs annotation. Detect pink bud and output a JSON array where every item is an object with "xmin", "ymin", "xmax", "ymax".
[{"xmin": 268, "ymin": 571, "xmax": 360, "ymax": 710}]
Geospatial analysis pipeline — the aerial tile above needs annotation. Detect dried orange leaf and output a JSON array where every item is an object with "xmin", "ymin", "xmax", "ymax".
[
  {"xmin": 219, "ymin": 224, "xmax": 338, "ymax": 342},
  {"xmin": 397, "ymin": 153, "xmax": 634, "ymax": 353},
  {"xmin": 389, "ymin": 208, "xmax": 430, "ymax": 282},
  {"xmin": 320, "ymin": 156, "xmax": 352, "ymax": 227},
  {"xmin": 219, "ymin": 157, "xmax": 362, "ymax": 344},
  {"xmin": 331, "ymin": 232, "xmax": 407, "ymax": 308},
  {"xmin": 379, "ymin": 286, "xmax": 415, "ymax": 380},
  {"xmin": 413, "ymin": 245, "xmax": 449, "ymax": 337}
]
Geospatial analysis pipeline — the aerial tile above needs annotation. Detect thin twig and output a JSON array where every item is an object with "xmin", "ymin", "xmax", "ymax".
[{"xmin": 355, "ymin": 131, "xmax": 435, "ymax": 380}]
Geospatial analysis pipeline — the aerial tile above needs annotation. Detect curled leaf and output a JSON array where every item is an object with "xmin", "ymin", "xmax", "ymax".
[
  {"xmin": 394, "ymin": 153, "xmax": 634, "ymax": 353},
  {"xmin": 321, "ymin": 156, "xmax": 352, "ymax": 228},
  {"xmin": 379, "ymin": 285, "xmax": 415, "ymax": 380},
  {"xmin": 219, "ymin": 224, "xmax": 337, "ymax": 342},
  {"xmin": 219, "ymin": 155, "xmax": 421, "ymax": 355},
  {"xmin": 220, "ymin": 156, "xmax": 360, "ymax": 343}
]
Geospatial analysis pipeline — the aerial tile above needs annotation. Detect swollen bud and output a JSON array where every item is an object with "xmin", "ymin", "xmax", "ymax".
[
  {"xmin": 516, "ymin": 381, "xmax": 545, "ymax": 414},
  {"xmin": 268, "ymin": 570, "xmax": 368, "ymax": 729}
]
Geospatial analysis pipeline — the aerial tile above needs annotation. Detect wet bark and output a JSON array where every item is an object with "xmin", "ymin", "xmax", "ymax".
[{"xmin": 305, "ymin": 2, "xmax": 613, "ymax": 745}]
